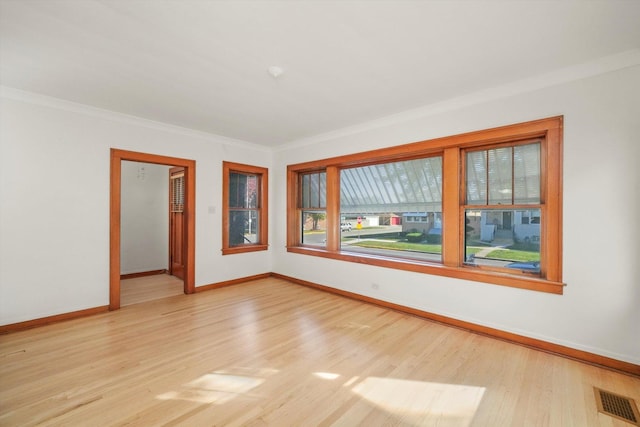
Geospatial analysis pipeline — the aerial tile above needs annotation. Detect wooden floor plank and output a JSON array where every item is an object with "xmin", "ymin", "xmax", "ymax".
[
  {"xmin": 121, "ymin": 273, "xmax": 184, "ymax": 306},
  {"xmin": 1, "ymin": 277, "xmax": 638, "ymax": 426}
]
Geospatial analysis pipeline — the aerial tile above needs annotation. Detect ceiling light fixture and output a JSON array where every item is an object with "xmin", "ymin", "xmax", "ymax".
[{"xmin": 268, "ymin": 66, "xmax": 284, "ymax": 78}]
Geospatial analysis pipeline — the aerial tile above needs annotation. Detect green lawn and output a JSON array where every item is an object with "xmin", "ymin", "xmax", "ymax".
[
  {"xmin": 303, "ymin": 226, "xmax": 385, "ymax": 235},
  {"xmin": 466, "ymin": 247, "xmax": 485, "ymax": 256},
  {"xmin": 349, "ymin": 240, "xmax": 442, "ymax": 253},
  {"xmin": 348, "ymin": 239, "xmax": 539, "ymax": 262},
  {"xmin": 484, "ymin": 249, "xmax": 540, "ymax": 262}
]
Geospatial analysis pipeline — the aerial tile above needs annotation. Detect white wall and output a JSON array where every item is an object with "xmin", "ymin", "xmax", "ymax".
[
  {"xmin": 1, "ymin": 64, "xmax": 638, "ymax": 366},
  {"xmin": 120, "ymin": 161, "xmax": 169, "ymax": 275},
  {"xmin": 272, "ymin": 65, "xmax": 640, "ymax": 365},
  {"xmin": 0, "ymin": 90, "xmax": 273, "ymax": 325}
]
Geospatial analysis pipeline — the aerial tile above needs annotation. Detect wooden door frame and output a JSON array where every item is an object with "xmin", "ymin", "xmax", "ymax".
[{"xmin": 110, "ymin": 149, "xmax": 196, "ymax": 310}]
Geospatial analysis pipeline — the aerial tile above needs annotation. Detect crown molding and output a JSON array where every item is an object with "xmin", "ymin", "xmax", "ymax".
[
  {"xmin": 3, "ymin": 48, "xmax": 638, "ymax": 154},
  {"xmin": 276, "ymin": 49, "xmax": 640, "ymax": 152},
  {"xmin": 0, "ymin": 86, "xmax": 271, "ymax": 152}
]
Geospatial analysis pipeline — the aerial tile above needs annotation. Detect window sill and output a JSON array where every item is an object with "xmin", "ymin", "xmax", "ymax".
[
  {"xmin": 222, "ymin": 244, "xmax": 269, "ymax": 255},
  {"xmin": 286, "ymin": 246, "xmax": 564, "ymax": 294}
]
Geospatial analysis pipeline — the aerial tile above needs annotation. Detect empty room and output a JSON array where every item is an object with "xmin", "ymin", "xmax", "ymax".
[{"xmin": 1, "ymin": 1, "xmax": 639, "ymax": 426}]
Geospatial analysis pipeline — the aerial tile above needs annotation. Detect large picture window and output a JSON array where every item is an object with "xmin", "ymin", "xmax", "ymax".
[
  {"xmin": 223, "ymin": 162, "xmax": 268, "ymax": 255},
  {"xmin": 340, "ymin": 157, "xmax": 443, "ymax": 262},
  {"xmin": 287, "ymin": 117, "xmax": 563, "ymax": 293}
]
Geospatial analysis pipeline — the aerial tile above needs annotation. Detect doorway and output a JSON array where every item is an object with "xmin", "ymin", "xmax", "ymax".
[{"xmin": 110, "ymin": 149, "xmax": 196, "ymax": 310}]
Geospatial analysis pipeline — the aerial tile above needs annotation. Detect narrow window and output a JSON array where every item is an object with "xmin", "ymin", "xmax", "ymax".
[
  {"xmin": 463, "ymin": 141, "xmax": 542, "ymax": 275},
  {"xmin": 299, "ymin": 171, "xmax": 327, "ymax": 248},
  {"xmin": 222, "ymin": 162, "xmax": 268, "ymax": 255}
]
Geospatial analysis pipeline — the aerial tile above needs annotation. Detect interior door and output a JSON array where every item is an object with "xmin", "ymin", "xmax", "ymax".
[{"xmin": 169, "ymin": 167, "xmax": 185, "ymax": 280}]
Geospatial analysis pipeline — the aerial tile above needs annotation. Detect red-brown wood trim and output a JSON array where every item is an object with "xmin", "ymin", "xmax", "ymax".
[
  {"xmin": 110, "ymin": 149, "xmax": 196, "ymax": 310},
  {"xmin": 1, "ymin": 273, "xmax": 271, "ymax": 333},
  {"xmin": 286, "ymin": 167, "xmax": 301, "ymax": 248},
  {"xmin": 325, "ymin": 166, "xmax": 341, "ymax": 252},
  {"xmin": 544, "ymin": 123, "xmax": 563, "ymax": 282},
  {"xmin": 185, "ymin": 160, "xmax": 196, "ymax": 294},
  {"xmin": 0, "ymin": 306, "xmax": 109, "ymax": 334},
  {"xmin": 195, "ymin": 273, "xmax": 271, "ymax": 293},
  {"xmin": 442, "ymin": 147, "xmax": 460, "ymax": 267},
  {"xmin": 221, "ymin": 245, "xmax": 269, "ymax": 255},
  {"xmin": 120, "ymin": 269, "xmax": 168, "ymax": 280},
  {"xmin": 286, "ymin": 246, "xmax": 564, "ymax": 294},
  {"xmin": 110, "ymin": 150, "xmax": 122, "ymax": 310},
  {"xmin": 286, "ymin": 116, "xmax": 564, "ymax": 292},
  {"xmin": 222, "ymin": 161, "xmax": 269, "ymax": 255},
  {"xmin": 4, "ymin": 272, "xmax": 635, "ymax": 377},
  {"xmin": 289, "ymin": 116, "xmax": 562, "ymax": 170},
  {"xmin": 271, "ymin": 273, "xmax": 639, "ymax": 378}
]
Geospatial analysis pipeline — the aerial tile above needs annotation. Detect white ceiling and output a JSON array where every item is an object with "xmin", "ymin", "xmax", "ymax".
[{"xmin": 1, "ymin": 0, "xmax": 639, "ymax": 147}]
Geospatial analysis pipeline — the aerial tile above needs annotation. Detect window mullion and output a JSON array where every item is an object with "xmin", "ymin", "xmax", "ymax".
[
  {"xmin": 442, "ymin": 147, "xmax": 460, "ymax": 267},
  {"xmin": 543, "ymin": 129, "xmax": 562, "ymax": 282},
  {"xmin": 511, "ymin": 147, "xmax": 515, "ymax": 205},
  {"xmin": 325, "ymin": 166, "xmax": 341, "ymax": 251}
]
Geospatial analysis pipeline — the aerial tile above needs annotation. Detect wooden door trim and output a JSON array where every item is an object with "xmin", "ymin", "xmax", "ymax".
[{"xmin": 110, "ymin": 149, "xmax": 196, "ymax": 310}]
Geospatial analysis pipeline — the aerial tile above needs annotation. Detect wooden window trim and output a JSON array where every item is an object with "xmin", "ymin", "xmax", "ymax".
[
  {"xmin": 222, "ymin": 161, "xmax": 269, "ymax": 255},
  {"xmin": 286, "ymin": 116, "xmax": 564, "ymax": 294}
]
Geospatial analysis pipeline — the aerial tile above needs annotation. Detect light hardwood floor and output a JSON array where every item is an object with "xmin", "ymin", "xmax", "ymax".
[
  {"xmin": 1, "ymin": 277, "xmax": 638, "ymax": 426},
  {"xmin": 121, "ymin": 273, "xmax": 184, "ymax": 306}
]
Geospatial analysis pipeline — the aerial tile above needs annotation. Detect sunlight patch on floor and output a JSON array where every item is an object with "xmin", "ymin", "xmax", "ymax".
[
  {"xmin": 156, "ymin": 367, "xmax": 484, "ymax": 424},
  {"xmin": 351, "ymin": 377, "xmax": 485, "ymax": 425},
  {"xmin": 156, "ymin": 368, "xmax": 278, "ymax": 404},
  {"xmin": 314, "ymin": 371, "xmax": 341, "ymax": 380}
]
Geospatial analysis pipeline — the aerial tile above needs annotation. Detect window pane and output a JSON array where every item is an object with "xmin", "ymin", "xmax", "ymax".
[
  {"xmin": 301, "ymin": 210, "xmax": 326, "ymax": 247},
  {"xmin": 229, "ymin": 173, "xmax": 259, "ymax": 208},
  {"xmin": 228, "ymin": 210, "xmax": 259, "ymax": 246},
  {"xmin": 488, "ymin": 147, "xmax": 512, "ymax": 204},
  {"xmin": 246, "ymin": 175, "xmax": 258, "ymax": 208},
  {"xmin": 514, "ymin": 143, "xmax": 541, "ymax": 204},
  {"xmin": 301, "ymin": 172, "xmax": 326, "ymax": 209},
  {"xmin": 467, "ymin": 142, "xmax": 541, "ymax": 206},
  {"xmin": 301, "ymin": 174, "xmax": 310, "ymax": 208},
  {"xmin": 319, "ymin": 172, "xmax": 327, "ymax": 208},
  {"xmin": 340, "ymin": 157, "xmax": 442, "ymax": 262},
  {"xmin": 310, "ymin": 173, "xmax": 320, "ymax": 206},
  {"xmin": 464, "ymin": 209, "xmax": 541, "ymax": 275},
  {"xmin": 229, "ymin": 172, "xmax": 243, "ymax": 208},
  {"xmin": 466, "ymin": 151, "xmax": 487, "ymax": 204}
]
